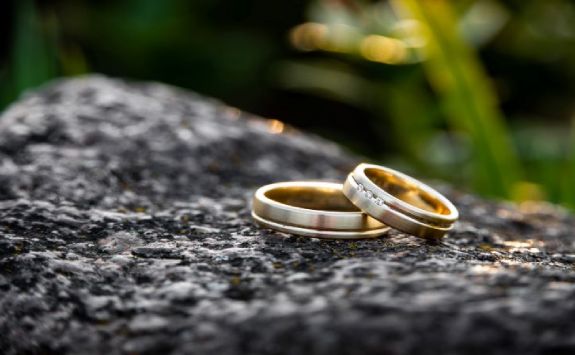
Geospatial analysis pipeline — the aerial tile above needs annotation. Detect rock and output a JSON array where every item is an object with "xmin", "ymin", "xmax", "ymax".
[{"xmin": 0, "ymin": 75, "xmax": 574, "ymax": 355}]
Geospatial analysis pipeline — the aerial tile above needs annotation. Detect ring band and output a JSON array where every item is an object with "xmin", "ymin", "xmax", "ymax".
[
  {"xmin": 342, "ymin": 163, "xmax": 458, "ymax": 239},
  {"xmin": 252, "ymin": 181, "xmax": 389, "ymax": 239}
]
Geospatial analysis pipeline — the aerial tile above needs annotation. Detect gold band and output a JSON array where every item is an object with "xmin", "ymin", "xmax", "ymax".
[
  {"xmin": 252, "ymin": 181, "xmax": 389, "ymax": 239},
  {"xmin": 342, "ymin": 164, "xmax": 458, "ymax": 239}
]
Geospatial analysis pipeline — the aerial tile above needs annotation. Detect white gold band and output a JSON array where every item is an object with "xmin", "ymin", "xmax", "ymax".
[
  {"xmin": 252, "ymin": 181, "xmax": 389, "ymax": 239},
  {"xmin": 342, "ymin": 164, "xmax": 458, "ymax": 239}
]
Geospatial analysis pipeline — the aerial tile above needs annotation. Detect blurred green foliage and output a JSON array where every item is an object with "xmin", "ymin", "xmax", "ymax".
[
  {"xmin": 1, "ymin": 0, "xmax": 575, "ymax": 209},
  {"xmin": 398, "ymin": 0, "xmax": 521, "ymax": 197}
]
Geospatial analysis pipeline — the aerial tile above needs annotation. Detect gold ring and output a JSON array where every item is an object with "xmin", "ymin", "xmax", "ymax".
[
  {"xmin": 342, "ymin": 163, "xmax": 458, "ymax": 239},
  {"xmin": 252, "ymin": 181, "xmax": 389, "ymax": 239}
]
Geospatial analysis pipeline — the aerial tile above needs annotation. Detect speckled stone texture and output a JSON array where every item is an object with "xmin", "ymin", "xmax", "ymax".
[{"xmin": 0, "ymin": 76, "xmax": 574, "ymax": 355}]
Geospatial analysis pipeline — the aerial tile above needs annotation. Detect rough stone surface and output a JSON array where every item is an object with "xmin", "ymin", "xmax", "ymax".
[{"xmin": 0, "ymin": 76, "xmax": 574, "ymax": 355}]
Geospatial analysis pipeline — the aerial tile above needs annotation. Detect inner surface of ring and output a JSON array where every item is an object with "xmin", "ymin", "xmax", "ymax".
[
  {"xmin": 265, "ymin": 186, "xmax": 360, "ymax": 212},
  {"xmin": 365, "ymin": 168, "xmax": 450, "ymax": 214}
]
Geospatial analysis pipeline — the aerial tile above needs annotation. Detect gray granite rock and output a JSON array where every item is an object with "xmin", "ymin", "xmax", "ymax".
[{"xmin": 0, "ymin": 76, "xmax": 574, "ymax": 355}]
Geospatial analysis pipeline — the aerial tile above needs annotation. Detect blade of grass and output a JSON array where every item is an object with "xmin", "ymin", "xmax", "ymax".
[
  {"xmin": 394, "ymin": 0, "xmax": 522, "ymax": 198},
  {"xmin": 7, "ymin": 0, "xmax": 57, "ymax": 107}
]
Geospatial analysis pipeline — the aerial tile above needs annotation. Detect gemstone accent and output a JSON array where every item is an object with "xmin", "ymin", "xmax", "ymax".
[{"xmin": 355, "ymin": 181, "xmax": 384, "ymax": 206}]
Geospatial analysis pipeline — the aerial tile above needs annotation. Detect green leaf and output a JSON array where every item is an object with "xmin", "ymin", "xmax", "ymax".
[{"xmin": 394, "ymin": 0, "xmax": 522, "ymax": 198}]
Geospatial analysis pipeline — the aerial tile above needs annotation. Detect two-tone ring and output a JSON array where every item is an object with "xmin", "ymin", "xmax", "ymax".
[
  {"xmin": 252, "ymin": 181, "xmax": 389, "ymax": 239},
  {"xmin": 342, "ymin": 163, "xmax": 458, "ymax": 239}
]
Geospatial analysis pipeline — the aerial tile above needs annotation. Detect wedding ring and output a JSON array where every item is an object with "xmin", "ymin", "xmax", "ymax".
[
  {"xmin": 252, "ymin": 181, "xmax": 389, "ymax": 239},
  {"xmin": 342, "ymin": 163, "xmax": 458, "ymax": 239}
]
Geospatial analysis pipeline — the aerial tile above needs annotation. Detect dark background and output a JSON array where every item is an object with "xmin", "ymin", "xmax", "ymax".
[{"xmin": 2, "ymin": 0, "xmax": 575, "ymax": 208}]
